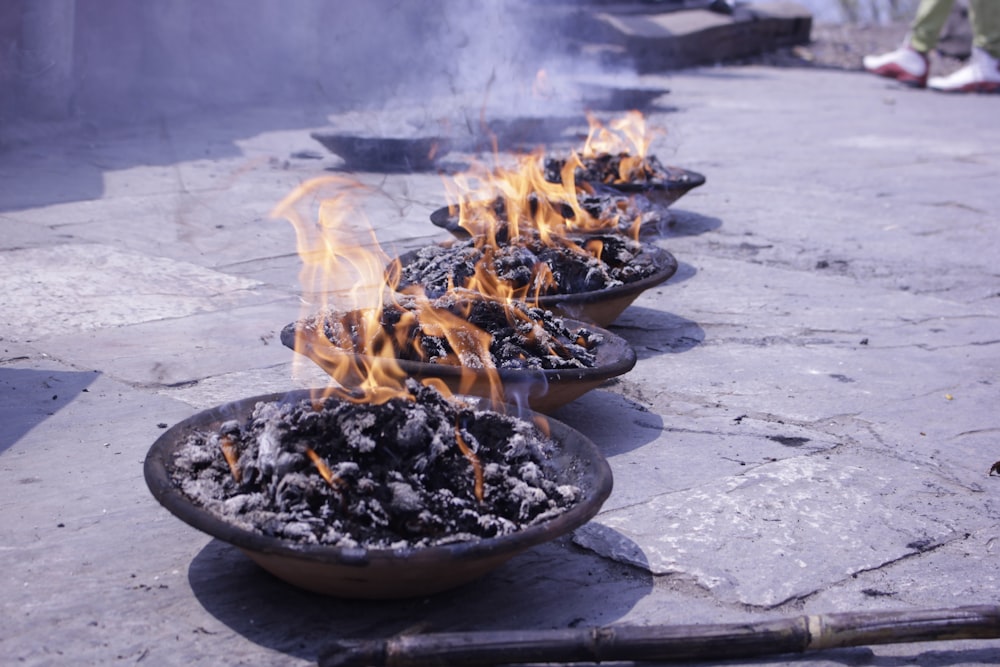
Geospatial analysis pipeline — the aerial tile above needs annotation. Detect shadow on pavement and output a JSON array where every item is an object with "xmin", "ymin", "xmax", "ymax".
[
  {"xmin": 653, "ymin": 208, "xmax": 723, "ymax": 239},
  {"xmin": 610, "ymin": 307, "xmax": 705, "ymax": 362},
  {"xmin": 660, "ymin": 259, "xmax": 698, "ymax": 287},
  {"xmin": 0, "ymin": 367, "xmax": 100, "ymax": 454},
  {"xmin": 739, "ymin": 645, "xmax": 1000, "ymax": 666},
  {"xmin": 0, "ymin": 110, "xmax": 332, "ymax": 214},
  {"xmin": 552, "ymin": 388, "xmax": 664, "ymax": 458},
  {"xmin": 188, "ymin": 528, "xmax": 653, "ymax": 663}
]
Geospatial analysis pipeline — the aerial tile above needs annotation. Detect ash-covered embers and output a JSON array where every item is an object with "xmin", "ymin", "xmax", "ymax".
[
  {"xmin": 395, "ymin": 232, "xmax": 662, "ymax": 298},
  {"xmin": 310, "ymin": 293, "xmax": 602, "ymax": 371},
  {"xmin": 172, "ymin": 382, "xmax": 581, "ymax": 549},
  {"xmin": 545, "ymin": 153, "xmax": 697, "ymax": 188},
  {"xmin": 438, "ymin": 192, "xmax": 666, "ymax": 237}
]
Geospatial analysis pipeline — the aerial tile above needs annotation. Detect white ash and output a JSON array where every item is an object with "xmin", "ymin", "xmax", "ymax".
[
  {"xmin": 171, "ymin": 383, "xmax": 581, "ymax": 549},
  {"xmin": 576, "ymin": 192, "xmax": 668, "ymax": 234},
  {"xmin": 445, "ymin": 192, "xmax": 667, "ymax": 237},
  {"xmin": 396, "ymin": 233, "xmax": 661, "ymax": 298},
  {"xmin": 544, "ymin": 153, "xmax": 689, "ymax": 188}
]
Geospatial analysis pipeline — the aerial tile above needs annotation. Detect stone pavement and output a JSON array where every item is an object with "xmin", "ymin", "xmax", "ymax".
[{"xmin": 2, "ymin": 65, "xmax": 1000, "ymax": 666}]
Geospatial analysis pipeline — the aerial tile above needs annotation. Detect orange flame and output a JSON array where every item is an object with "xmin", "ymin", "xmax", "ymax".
[
  {"xmin": 272, "ymin": 176, "xmax": 512, "ymax": 407},
  {"xmin": 443, "ymin": 151, "xmax": 596, "ymax": 243},
  {"xmin": 272, "ymin": 176, "xmax": 411, "ymax": 404},
  {"xmin": 441, "ymin": 112, "xmax": 662, "ymax": 243},
  {"xmin": 582, "ymin": 110, "xmax": 660, "ymax": 160},
  {"xmin": 439, "ymin": 149, "xmax": 631, "ymax": 271},
  {"xmin": 580, "ymin": 111, "xmax": 669, "ymax": 188}
]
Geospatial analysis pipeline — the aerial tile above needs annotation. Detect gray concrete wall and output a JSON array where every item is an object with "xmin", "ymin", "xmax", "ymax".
[
  {"xmin": 70, "ymin": 0, "xmax": 447, "ymax": 119},
  {"xmin": 1, "ymin": 0, "xmax": 77, "ymax": 120},
  {"xmin": 0, "ymin": 2, "xmax": 19, "ymax": 117},
  {"xmin": 3, "ymin": 0, "xmax": 551, "ymax": 124}
]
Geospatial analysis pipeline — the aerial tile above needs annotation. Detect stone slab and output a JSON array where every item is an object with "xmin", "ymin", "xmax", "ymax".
[
  {"xmin": 809, "ymin": 522, "xmax": 1000, "ymax": 611},
  {"xmin": 152, "ymin": 362, "xmax": 334, "ymax": 411},
  {"xmin": 584, "ymin": 1, "xmax": 813, "ymax": 70},
  {"xmin": 574, "ymin": 453, "xmax": 967, "ymax": 607},
  {"xmin": 554, "ymin": 388, "xmax": 844, "ymax": 513},
  {"xmin": 38, "ymin": 300, "xmax": 303, "ymax": 388},
  {"xmin": 0, "ymin": 243, "xmax": 263, "ymax": 341},
  {"xmin": 0, "ymin": 363, "xmax": 274, "ymax": 665}
]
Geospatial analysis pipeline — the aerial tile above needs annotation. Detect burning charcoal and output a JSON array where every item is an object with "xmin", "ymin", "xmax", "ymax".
[
  {"xmin": 543, "ymin": 154, "xmax": 706, "ymax": 211},
  {"xmin": 430, "ymin": 191, "xmax": 670, "ymax": 240},
  {"xmin": 396, "ymin": 233, "xmax": 661, "ymax": 301},
  {"xmin": 169, "ymin": 385, "xmax": 582, "ymax": 549},
  {"xmin": 145, "ymin": 384, "xmax": 615, "ymax": 597},
  {"xmin": 311, "ymin": 293, "xmax": 601, "ymax": 372}
]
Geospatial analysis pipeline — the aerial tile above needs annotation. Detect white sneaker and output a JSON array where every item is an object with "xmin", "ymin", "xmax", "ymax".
[
  {"xmin": 863, "ymin": 44, "xmax": 929, "ymax": 88},
  {"xmin": 928, "ymin": 47, "xmax": 1000, "ymax": 93}
]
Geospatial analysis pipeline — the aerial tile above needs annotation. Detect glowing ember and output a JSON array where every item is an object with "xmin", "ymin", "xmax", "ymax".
[
  {"xmin": 305, "ymin": 447, "xmax": 344, "ymax": 489},
  {"xmin": 219, "ymin": 435, "xmax": 241, "ymax": 483},
  {"xmin": 453, "ymin": 425, "xmax": 485, "ymax": 503}
]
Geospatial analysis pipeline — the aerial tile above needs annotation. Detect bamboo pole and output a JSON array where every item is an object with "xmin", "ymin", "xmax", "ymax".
[{"xmin": 318, "ymin": 606, "xmax": 1000, "ymax": 667}]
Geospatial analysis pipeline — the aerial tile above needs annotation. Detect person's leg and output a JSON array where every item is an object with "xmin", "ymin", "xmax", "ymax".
[
  {"xmin": 969, "ymin": 0, "xmax": 1000, "ymax": 58},
  {"xmin": 862, "ymin": 0, "xmax": 956, "ymax": 86},
  {"xmin": 928, "ymin": 0, "xmax": 1000, "ymax": 92},
  {"xmin": 909, "ymin": 0, "xmax": 956, "ymax": 53}
]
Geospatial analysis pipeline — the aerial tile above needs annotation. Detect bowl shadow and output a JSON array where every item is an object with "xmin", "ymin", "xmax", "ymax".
[
  {"xmin": 643, "ymin": 208, "xmax": 722, "ymax": 239},
  {"xmin": 609, "ymin": 307, "xmax": 706, "ymax": 362},
  {"xmin": 188, "ymin": 527, "xmax": 653, "ymax": 662},
  {"xmin": 551, "ymin": 388, "xmax": 664, "ymax": 459},
  {"xmin": 655, "ymin": 259, "xmax": 697, "ymax": 287},
  {"xmin": 0, "ymin": 368, "xmax": 101, "ymax": 454}
]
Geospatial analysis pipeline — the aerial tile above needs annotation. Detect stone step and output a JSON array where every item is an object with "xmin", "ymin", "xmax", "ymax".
[{"xmin": 571, "ymin": 0, "xmax": 813, "ymax": 71}]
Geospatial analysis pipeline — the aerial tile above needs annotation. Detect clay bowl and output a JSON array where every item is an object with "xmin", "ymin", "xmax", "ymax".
[
  {"xmin": 281, "ymin": 312, "xmax": 636, "ymax": 414},
  {"xmin": 143, "ymin": 389, "xmax": 613, "ymax": 598},
  {"xmin": 544, "ymin": 158, "xmax": 706, "ymax": 210},
  {"xmin": 310, "ymin": 132, "xmax": 449, "ymax": 172},
  {"xmin": 390, "ymin": 242, "xmax": 678, "ymax": 327},
  {"xmin": 574, "ymin": 83, "xmax": 669, "ymax": 111},
  {"xmin": 603, "ymin": 165, "xmax": 707, "ymax": 208},
  {"xmin": 534, "ymin": 245, "xmax": 677, "ymax": 325}
]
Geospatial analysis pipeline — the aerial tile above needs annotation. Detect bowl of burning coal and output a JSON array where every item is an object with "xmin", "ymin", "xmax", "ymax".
[
  {"xmin": 310, "ymin": 132, "xmax": 449, "ymax": 172},
  {"xmin": 388, "ymin": 231, "xmax": 677, "ymax": 327},
  {"xmin": 543, "ymin": 153, "xmax": 705, "ymax": 209},
  {"xmin": 143, "ymin": 383, "xmax": 613, "ymax": 598},
  {"xmin": 281, "ymin": 293, "xmax": 636, "ymax": 414},
  {"xmin": 573, "ymin": 83, "xmax": 670, "ymax": 111},
  {"xmin": 429, "ymin": 192, "xmax": 671, "ymax": 241}
]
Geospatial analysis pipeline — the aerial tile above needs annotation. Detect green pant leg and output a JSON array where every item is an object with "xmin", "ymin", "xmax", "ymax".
[
  {"xmin": 969, "ymin": 0, "xmax": 1000, "ymax": 58},
  {"xmin": 909, "ymin": 0, "xmax": 955, "ymax": 52}
]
